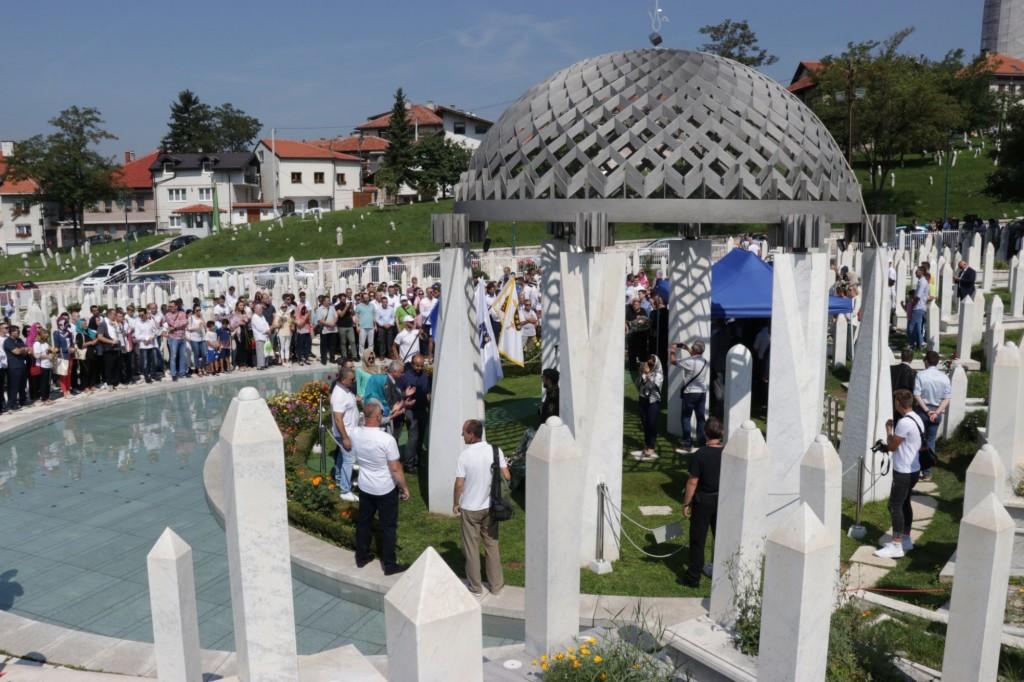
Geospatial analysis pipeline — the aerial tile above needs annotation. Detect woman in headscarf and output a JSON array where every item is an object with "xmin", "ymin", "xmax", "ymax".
[
  {"xmin": 636, "ymin": 354, "xmax": 664, "ymax": 461},
  {"xmin": 53, "ymin": 314, "xmax": 75, "ymax": 398}
]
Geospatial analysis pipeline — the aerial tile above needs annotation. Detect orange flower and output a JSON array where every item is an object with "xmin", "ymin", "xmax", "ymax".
[{"xmin": 311, "ymin": 476, "xmax": 322, "ymax": 487}]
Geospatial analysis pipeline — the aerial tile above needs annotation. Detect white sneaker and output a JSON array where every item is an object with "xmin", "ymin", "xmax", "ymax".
[
  {"xmin": 901, "ymin": 536, "xmax": 914, "ymax": 552},
  {"xmin": 874, "ymin": 542, "xmax": 904, "ymax": 559},
  {"xmin": 339, "ymin": 492, "xmax": 359, "ymax": 503}
]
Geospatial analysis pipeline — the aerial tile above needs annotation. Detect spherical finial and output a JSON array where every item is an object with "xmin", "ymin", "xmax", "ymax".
[
  {"xmin": 545, "ymin": 416, "xmax": 564, "ymax": 428},
  {"xmin": 238, "ymin": 386, "xmax": 260, "ymax": 401},
  {"xmin": 741, "ymin": 420, "xmax": 756, "ymax": 430}
]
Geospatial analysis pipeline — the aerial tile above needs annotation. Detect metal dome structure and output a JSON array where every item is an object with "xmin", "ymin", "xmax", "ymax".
[{"xmin": 454, "ymin": 49, "xmax": 862, "ymax": 225}]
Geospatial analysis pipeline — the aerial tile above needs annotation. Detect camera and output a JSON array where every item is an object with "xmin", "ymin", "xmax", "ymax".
[{"xmin": 870, "ymin": 439, "xmax": 889, "ymax": 454}]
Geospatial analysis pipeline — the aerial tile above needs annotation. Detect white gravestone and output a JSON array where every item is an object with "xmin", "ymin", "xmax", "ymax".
[
  {"xmin": 757, "ymin": 503, "xmax": 835, "ymax": 682},
  {"xmin": 942, "ymin": 365, "xmax": 969, "ymax": 440},
  {"xmin": 987, "ymin": 343, "xmax": 1023, "ymax": 494},
  {"xmin": 709, "ymin": 421, "xmax": 769, "ymax": 626},
  {"xmin": 221, "ymin": 387, "xmax": 299, "ymax": 682},
  {"xmin": 666, "ymin": 241, "xmax": 712, "ymax": 438},
  {"xmin": 941, "ymin": 494, "xmax": 1014, "ymax": 682},
  {"xmin": 147, "ymin": 528, "xmax": 202, "ymax": 682},
  {"xmin": 982, "ymin": 241, "xmax": 995, "ymax": 292},
  {"xmin": 1012, "ymin": 257, "xmax": 1024, "ymax": 318},
  {"xmin": 956, "ymin": 296, "xmax": 977, "ymax": 360},
  {"xmin": 985, "ymin": 296, "xmax": 1005, "ymax": 371},
  {"xmin": 385, "ymin": 546, "xmax": 482, "ymax": 682},
  {"xmin": 558, "ymin": 251, "xmax": 627, "ymax": 567},
  {"xmin": 833, "ymin": 314, "xmax": 848, "ymax": 368},
  {"xmin": 965, "ymin": 444, "xmax": 1006, "ymax": 511},
  {"xmin": 766, "ymin": 253, "xmax": 829, "ymax": 520},
  {"xmin": 927, "ymin": 301, "xmax": 940, "ymax": 352},
  {"xmin": 427, "ymin": 247, "xmax": 484, "ymax": 515},
  {"xmin": 723, "ymin": 344, "xmax": 752, "ymax": 444},
  {"xmin": 800, "ymin": 435, "xmax": 842, "ymax": 587},
  {"xmin": 939, "ymin": 261, "xmax": 954, "ymax": 323},
  {"xmin": 539, "ymin": 239, "xmax": 569, "ymax": 371},
  {"xmin": 969, "ymin": 233, "xmax": 982, "ymax": 272},
  {"xmin": 525, "ymin": 417, "xmax": 584, "ymax": 655}
]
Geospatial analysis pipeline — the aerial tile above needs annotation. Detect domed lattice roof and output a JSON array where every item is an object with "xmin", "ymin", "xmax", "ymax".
[{"xmin": 454, "ymin": 49, "xmax": 861, "ymax": 224}]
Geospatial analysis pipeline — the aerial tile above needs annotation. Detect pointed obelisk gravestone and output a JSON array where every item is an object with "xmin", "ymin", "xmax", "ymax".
[
  {"xmin": 800, "ymin": 435, "xmax": 842, "ymax": 584},
  {"xmin": 221, "ymin": 387, "xmax": 298, "ymax": 681},
  {"xmin": 942, "ymin": 365, "xmax": 969, "ymax": 440},
  {"xmin": 147, "ymin": 528, "xmax": 201, "ymax": 682},
  {"xmin": 982, "ymin": 241, "xmax": 995, "ymax": 292},
  {"xmin": 927, "ymin": 301, "xmax": 940, "ymax": 352},
  {"xmin": 385, "ymin": 547, "xmax": 482, "ymax": 682},
  {"xmin": 525, "ymin": 417, "xmax": 583, "ymax": 655},
  {"xmin": 1012, "ymin": 257, "xmax": 1024, "ymax": 317},
  {"xmin": 985, "ymin": 296, "xmax": 1005, "ymax": 371},
  {"xmin": 709, "ymin": 421, "xmax": 769, "ymax": 626},
  {"xmin": 966, "ymin": 444, "xmax": 1005, "ymax": 511},
  {"xmin": 941, "ymin": 494, "xmax": 1014, "ymax": 681},
  {"xmin": 723, "ymin": 344, "xmax": 752, "ymax": 443},
  {"xmin": 833, "ymin": 314, "xmax": 848, "ymax": 368},
  {"xmin": 957, "ymin": 296, "xmax": 977, "ymax": 360},
  {"xmin": 987, "ymin": 343, "xmax": 1023, "ymax": 495},
  {"xmin": 666, "ymin": 240, "xmax": 712, "ymax": 438}
]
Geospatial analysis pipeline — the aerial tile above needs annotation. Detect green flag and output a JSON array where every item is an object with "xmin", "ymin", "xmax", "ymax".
[{"xmin": 211, "ymin": 179, "xmax": 221, "ymax": 232}]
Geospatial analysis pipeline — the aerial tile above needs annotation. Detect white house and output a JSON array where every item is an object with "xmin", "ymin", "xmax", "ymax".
[
  {"xmin": 255, "ymin": 139, "xmax": 362, "ymax": 214},
  {"xmin": 355, "ymin": 102, "xmax": 491, "ymax": 150},
  {"xmin": 0, "ymin": 143, "xmax": 64, "ymax": 254},
  {"xmin": 150, "ymin": 152, "xmax": 261, "ymax": 235}
]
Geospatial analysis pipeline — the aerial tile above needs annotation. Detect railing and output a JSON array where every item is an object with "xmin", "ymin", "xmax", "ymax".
[
  {"xmin": 888, "ymin": 229, "xmax": 963, "ymax": 253},
  {"xmin": 822, "ymin": 394, "xmax": 844, "ymax": 446}
]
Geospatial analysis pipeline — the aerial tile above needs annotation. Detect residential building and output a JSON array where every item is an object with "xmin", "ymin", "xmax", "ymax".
[
  {"xmin": 0, "ymin": 142, "xmax": 64, "ymax": 254},
  {"xmin": 150, "ymin": 152, "xmax": 260, "ymax": 235},
  {"xmin": 306, "ymin": 135, "xmax": 387, "ymax": 201},
  {"xmin": 82, "ymin": 150, "xmax": 159, "ymax": 240},
  {"xmin": 787, "ymin": 61, "xmax": 822, "ymax": 102},
  {"xmin": 254, "ymin": 139, "xmax": 363, "ymax": 214},
  {"xmin": 982, "ymin": 51, "xmax": 1024, "ymax": 96},
  {"xmin": 354, "ymin": 101, "xmax": 492, "ymax": 150},
  {"xmin": 982, "ymin": 0, "xmax": 1024, "ymax": 60}
]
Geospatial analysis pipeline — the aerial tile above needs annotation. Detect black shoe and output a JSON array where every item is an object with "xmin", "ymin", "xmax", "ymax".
[
  {"xmin": 384, "ymin": 563, "xmax": 409, "ymax": 576},
  {"xmin": 676, "ymin": 576, "xmax": 701, "ymax": 588},
  {"xmin": 145, "ymin": 377, "xmax": 153, "ymax": 384},
  {"xmin": 356, "ymin": 554, "xmax": 375, "ymax": 568}
]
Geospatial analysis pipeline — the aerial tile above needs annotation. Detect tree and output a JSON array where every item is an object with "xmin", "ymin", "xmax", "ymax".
[
  {"xmin": 934, "ymin": 50, "xmax": 998, "ymax": 133},
  {"xmin": 4, "ymin": 106, "xmax": 117, "ymax": 247},
  {"xmin": 162, "ymin": 91, "xmax": 262, "ymax": 152},
  {"xmin": 379, "ymin": 88, "xmax": 417, "ymax": 201},
  {"xmin": 414, "ymin": 134, "xmax": 472, "ymax": 199},
  {"xmin": 986, "ymin": 104, "xmax": 1024, "ymax": 200},
  {"xmin": 162, "ymin": 90, "xmax": 215, "ymax": 152},
  {"xmin": 698, "ymin": 19, "xmax": 777, "ymax": 67},
  {"xmin": 810, "ymin": 29, "xmax": 963, "ymax": 192}
]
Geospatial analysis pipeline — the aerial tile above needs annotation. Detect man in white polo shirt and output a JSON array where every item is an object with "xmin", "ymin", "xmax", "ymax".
[
  {"xmin": 350, "ymin": 400, "xmax": 410, "ymax": 575},
  {"xmin": 453, "ymin": 419, "xmax": 510, "ymax": 596},
  {"xmin": 331, "ymin": 367, "xmax": 360, "ymax": 502}
]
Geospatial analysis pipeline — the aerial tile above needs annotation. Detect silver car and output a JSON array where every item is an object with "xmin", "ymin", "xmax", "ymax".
[{"xmin": 254, "ymin": 263, "xmax": 314, "ymax": 288}]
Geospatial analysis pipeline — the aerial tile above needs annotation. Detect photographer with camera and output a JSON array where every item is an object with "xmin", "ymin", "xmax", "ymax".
[
  {"xmin": 636, "ymin": 354, "xmax": 664, "ymax": 461},
  {"xmin": 874, "ymin": 389, "xmax": 925, "ymax": 560}
]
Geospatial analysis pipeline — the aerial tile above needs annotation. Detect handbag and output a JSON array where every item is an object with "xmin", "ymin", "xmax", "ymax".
[
  {"xmin": 489, "ymin": 444, "xmax": 514, "ymax": 522},
  {"xmin": 55, "ymin": 358, "xmax": 70, "ymax": 376}
]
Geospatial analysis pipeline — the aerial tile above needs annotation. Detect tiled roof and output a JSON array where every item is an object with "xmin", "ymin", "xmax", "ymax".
[
  {"xmin": 307, "ymin": 135, "xmax": 389, "ymax": 154},
  {"xmin": 173, "ymin": 203, "xmax": 227, "ymax": 214},
  {"xmin": 260, "ymin": 139, "xmax": 361, "ymax": 162},
  {"xmin": 0, "ymin": 154, "xmax": 39, "ymax": 195},
  {"xmin": 787, "ymin": 61, "xmax": 823, "ymax": 93},
  {"xmin": 150, "ymin": 152, "xmax": 258, "ymax": 172},
  {"xmin": 114, "ymin": 150, "xmax": 160, "ymax": 189},
  {"xmin": 356, "ymin": 104, "xmax": 444, "ymax": 130},
  {"xmin": 984, "ymin": 52, "xmax": 1024, "ymax": 76}
]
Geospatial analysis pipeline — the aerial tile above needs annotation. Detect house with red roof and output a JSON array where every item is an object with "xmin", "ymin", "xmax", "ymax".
[
  {"xmin": 0, "ymin": 141, "xmax": 63, "ymax": 254},
  {"xmin": 150, "ymin": 151, "xmax": 261, "ymax": 235},
  {"xmin": 786, "ymin": 61, "xmax": 823, "ymax": 102},
  {"xmin": 355, "ymin": 101, "xmax": 491, "ymax": 150},
  {"xmin": 982, "ymin": 52, "xmax": 1024, "ymax": 96},
  {"xmin": 81, "ymin": 150, "xmax": 160, "ymax": 241},
  {"xmin": 305, "ymin": 135, "xmax": 389, "ymax": 195},
  {"xmin": 254, "ymin": 139, "xmax": 364, "ymax": 214}
]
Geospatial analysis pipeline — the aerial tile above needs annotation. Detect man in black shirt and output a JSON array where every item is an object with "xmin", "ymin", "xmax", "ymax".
[
  {"xmin": 953, "ymin": 259, "xmax": 976, "ymax": 301},
  {"xmin": 678, "ymin": 417, "xmax": 724, "ymax": 587},
  {"xmin": 4, "ymin": 325, "xmax": 30, "ymax": 410},
  {"xmin": 890, "ymin": 348, "xmax": 917, "ymax": 421},
  {"xmin": 335, "ymin": 294, "xmax": 356, "ymax": 362}
]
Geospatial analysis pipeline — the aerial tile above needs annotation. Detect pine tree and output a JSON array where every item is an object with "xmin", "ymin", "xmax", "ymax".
[
  {"xmin": 162, "ymin": 90, "xmax": 215, "ymax": 152},
  {"xmin": 380, "ymin": 88, "xmax": 416, "ymax": 200}
]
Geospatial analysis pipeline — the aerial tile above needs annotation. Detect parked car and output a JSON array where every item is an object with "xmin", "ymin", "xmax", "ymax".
[
  {"xmin": 422, "ymin": 251, "xmax": 481, "ymax": 280},
  {"xmin": 895, "ymin": 225, "xmax": 929, "ymax": 235},
  {"xmin": 197, "ymin": 267, "xmax": 241, "ymax": 290},
  {"xmin": 81, "ymin": 262, "xmax": 129, "ymax": 289},
  {"xmin": 637, "ymin": 237, "xmax": 680, "ymax": 260},
  {"xmin": 169, "ymin": 235, "xmax": 200, "ymax": 251},
  {"xmin": 0, "ymin": 280, "xmax": 38, "ymax": 291},
  {"xmin": 254, "ymin": 263, "xmax": 314, "ymax": 289},
  {"xmin": 133, "ymin": 248, "xmax": 168, "ymax": 268},
  {"xmin": 339, "ymin": 256, "xmax": 406, "ymax": 282},
  {"xmin": 131, "ymin": 273, "xmax": 175, "ymax": 290},
  {"xmin": 86, "ymin": 233, "xmax": 113, "ymax": 245}
]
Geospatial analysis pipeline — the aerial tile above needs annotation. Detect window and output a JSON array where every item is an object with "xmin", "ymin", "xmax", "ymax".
[
  {"xmin": 291, "ymin": 172, "xmax": 302, "ymax": 184},
  {"xmin": 198, "ymin": 187, "xmax": 212, "ymax": 201},
  {"xmin": 475, "ymin": 123, "xmax": 490, "ymax": 134},
  {"xmin": 168, "ymin": 188, "xmax": 187, "ymax": 202},
  {"xmin": 15, "ymin": 224, "xmax": 31, "ymax": 238},
  {"xmin": 136, "ymin": 198, "xmax": 145, "ymax": 211},
  {"xmin": 104, "ymin": 200, "xmax": 113, "ymax": 213},
  {"xmin": 162, "ymin": 162, "xmax": 173, "ymax": 175},
  {"xmin": 169, "ymin": 215, "xmax": 183, "ymax": 227},
  {"xmin": 201, "ymin": 161, "xmax": 212, "ymax": 174},
  {"xmin": 314, "ymin": 172, "xmax": 325, "ymax": 184},
  {"xmin": 453, "ymin": 121, "xmax": 466, "ymax": 135},
  {"xmin": 336, "ymin": 173, "xmax": 347, "ymax": 185},
  {"xmin": 258, "ymin": 150, "xmax": 265, "ymax": 162}
]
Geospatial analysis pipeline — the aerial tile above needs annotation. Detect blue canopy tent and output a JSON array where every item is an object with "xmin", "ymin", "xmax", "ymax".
[{"xmin": 710, "ymin": 248, "xmax": 853, "ymax": 319}]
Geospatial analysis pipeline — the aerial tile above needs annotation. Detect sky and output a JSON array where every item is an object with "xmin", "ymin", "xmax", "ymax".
[{"xmin": 0, "ymin": 0, "xmax": 985, "ymax": 160}]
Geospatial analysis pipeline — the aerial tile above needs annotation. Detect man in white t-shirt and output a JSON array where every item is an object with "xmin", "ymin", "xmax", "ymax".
[
  {"xmin": 393, "ymin": 318, "xmax": 420, "ymax": 363},
  {"xmin": 875, "ymin": 389, "xmax": 924, "ymax": 559},
  {"xmin": 350, "ymin": 400, "xmax": 409, "ymax": 574},
  {"xmin": 453, "ymin": 419, "xmax": 510, "ymax": 595},
  {"xmin": 331, "ymin": 367, "xmax": 360, "ymax": 502}
]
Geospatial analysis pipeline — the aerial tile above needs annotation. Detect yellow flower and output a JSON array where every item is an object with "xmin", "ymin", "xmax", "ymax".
[
  {"xmin": 540, "ymin": 662, "xmax": 549, "ymax": 671},
  {"xmin": 568, "ymin": 654, "xmax": 577, "ymax": 662},
  {"xmin": 633, "ymin": 663, "xmax": 642, "ymax": 670},
  {"xmin": 311, "ymin": 476, "xmax": 322, "ymax": 487},
  {"xmin": 579, "ymin": 646, "xmax": 590, "ymax": 656},
  {"xmin": 599, "ymin": 673, "xmax": 608, "ymax": 681},
  {"xmin": 555, "ymin": 653, "xmax": 565, "ymax": 661},
  {"xmin": 571, "ymin": 660, "xmax": 581, "ymax": 670},
  {"xmin": 587, "ymin": 636, "xmax": 598, "ymax": 644},
  {"xmin": 567, "ymin": 646, "xmax": 576, "ymax": 654},
  {"xmin": 540, "ymin": 655, "xmax": 547, "ymax": 662},
  {"xmin": 593, "ymin": 655, "xmax": 603, "ymax": 664},
  {"xmin": 531, "ymin": 659, "xmax": 538, "ymax": 666}
]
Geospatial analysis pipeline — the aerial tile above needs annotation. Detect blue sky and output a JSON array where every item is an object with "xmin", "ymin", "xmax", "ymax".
[{"xmin": 1, "ymin": 0, "xmax": 984, "ymax": 158}]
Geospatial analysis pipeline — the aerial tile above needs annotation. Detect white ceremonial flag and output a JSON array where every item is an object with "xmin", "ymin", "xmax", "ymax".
[
  {"xmin": 475, "ymin": 280, "xmax": 503, "ymax": 391},
  {"xmin": 490, "ymin": 278, "xmax": 524, "ymax": 367}
]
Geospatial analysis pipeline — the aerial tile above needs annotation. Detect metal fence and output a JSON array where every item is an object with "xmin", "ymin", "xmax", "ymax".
[{"xmin": 822, "ymin": 394, "xmax": 844, "ymax": 446}]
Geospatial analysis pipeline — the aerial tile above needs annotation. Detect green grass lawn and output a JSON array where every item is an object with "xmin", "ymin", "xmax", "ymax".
[
  {"xmin": 0, "ymin": 234, "xmax": 167, "ymax": 284},
  {"xmin": 306, "ymin": 366, "xmax": 707, "ymax": 599},
  {"xmin": 856, "ymin": 138, "xmax": 1024, "ymax": 221},
  {"xmin": 158, "ymin": 200, "xmax": 681, "ymax": 271}
]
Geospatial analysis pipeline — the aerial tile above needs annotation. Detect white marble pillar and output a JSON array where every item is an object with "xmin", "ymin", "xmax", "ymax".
[
  {"xmin": 525, "ymin": 416, "xmax": 583, "ymax": 655},
  {"xmin": 942, "ymin": 365, "xmax": 969, "ymax": 440},
  {"xmin": 221, "ymin": 387, "xmax": 299, "ymax": 682},
  {"xmin": 800, "ymin": 435, "xmax": 842, "ymax": 585},
  {"xmin": 147, "ymin": 528, "xmax": 201, "ymax": 682},
  {"xmin": 427, "ymin": 247, "xmax": 483, "ymax": 515},
  {"xmin": 838, "ymin": 249, "xmax": 893, "ymax": 502},
  {"xmin": 757, "ymin": 503, "xmax": 835, "ymax": 682},
  {"xmin": 966, "ymin": 444, "xmax": 1006, "ymax": 511},
  {"xmin": 666, "ymin": 240, "xmax": 712, "ymax": 438},
  {"xmin": 939, "ymin": 261, "xmax": 954, "ymax": 323},
  {"xmin": 927, "ymin": 301, "xmax": 940, "ymax": 353},
  {"xmin": 723, "ymin": 344, "xmax": 752, "ymax": 444},
  {"xmin": 709, "ymin": 421, "xmax": 769, "ymax": 626},
  {"xmin": 969, "ymin": 232, "xmax": 982, "ymax": 271},
  {"xmin": 1012, "ymin": 257, "xmax": 1024, "ymax": 318},
  {"xmin": 956, "ymin": 296, "xmax": 977, "ymax": 359},
  {"xmin": 539, "ymin": 239, "xmax": 568, "ymax": 371},
  {"xmin": 941, "ymin": 493, "xmax": 1014, "ymax": 682},
  {"xmin": 987, "ymin": 342, "xmax": 1023, "ymax": 494},
  {"xmin": 385, "ymin": 547, "xmax": 482, "ymax": 682},
  {"xmin": 766, "ymin": 252, "xmax": 829, "ymax": 520},
  {"xmin": 985, "ymin": 296, "xmax": 1005, "ymax": 371},
  {"xmin": 895, "ymin": 259, "xmax": 908, "ymax": 325},
  {"xmin": 833, "ymin": 314, "xmax": 848, "ymax": 368},
  {"xmin": 558, "ymin": 251, "xmax": 627, "ymax": 566},
  {"xmin": 982, "ymin": 241, "xmax": 995, "ymax": 292}
]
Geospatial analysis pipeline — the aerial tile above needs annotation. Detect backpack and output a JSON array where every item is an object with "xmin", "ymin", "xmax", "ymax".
[{"xmin": 489, "ymin": 444, "xmax": 514, "ymax": 522}]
